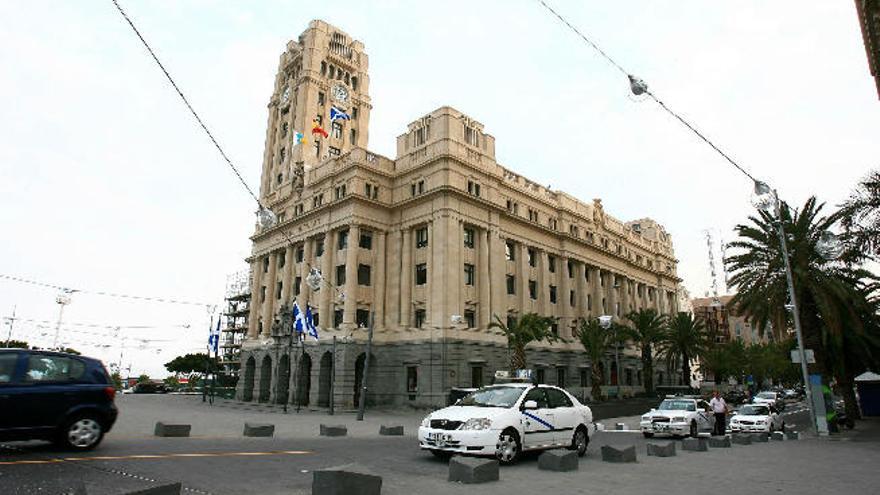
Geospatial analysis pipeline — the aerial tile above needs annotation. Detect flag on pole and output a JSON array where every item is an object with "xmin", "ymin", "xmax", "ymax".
[
  {"xmin": 293, "ymin": 131, "xmax": 307, "ymax": 145},
  {"xmin": 329, "ymin": 106, "xmax": 351, "ymax": 122},
  {"xmin": 305, "ymin": 305, "xmax": 319, "ymax": 341},
  {"xmin": 292, "ymin": 301, "xmax": 306, "ymax": 341},
  {"xmin": 311, "ymin": 120, "xmax": 329, "ymax": 138},
  {"xmin": 208, "ymin": 316, "xmax": 220, "ymax": 354}
]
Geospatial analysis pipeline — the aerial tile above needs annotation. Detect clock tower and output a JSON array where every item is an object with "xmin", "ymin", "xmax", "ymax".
[{"xmin": 259, "ymin": 20, "xmax": 372, "ymax": 198}]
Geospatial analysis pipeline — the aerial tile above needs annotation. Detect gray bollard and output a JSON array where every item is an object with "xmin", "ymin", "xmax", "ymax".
[
  {"xmin": 243, "ymin": 423, "xmax": 275, "ymax": 437},
  {"xmin": 154, "ymin": 422, "xmax": 191, "ymax": 438},
  {"xmin": 601, "ymin": 445, "xmax": 637, "ymax": 463},
  {"xmin": 786, "ymin": 431, "xmax": 800, "ymax": 440},
  {"xmin": 681, "ymin": 437, "xmax": 708, "ymax": 452},
  {"xmin": 320, "ymin": 424, "xmax": 348, "ymax": 437},
  {"xmin": 646, "ymin": 442, "xmax": 676, "ymax": 457},
  {"xmin": 379, "ymin": 425, "xmax": 404, "ymax": 436},
  {"xmin": 123, "ymin": 483, "xmax": 182, "ymax": 495},
  {"xmin": 448, "ymin": 456, "xmax": 500, "ymax": 484},
  {"xmin": 537, "ymin": 450, "xmax": 579, "ymax": 471},
  {"xmin": 708, "ymin": 436, "xmax": 732, "ymax": 448},
  {"xmin": 615, "ymin": 423, "xmax": 626, "ymax": 431},
  {"xmin": 732, "ymin": 434, "xmax": 752, "ymax": 445},
  {"xmin": 751, "ymin": 433, "xmax": 769, "ymax": 443},
  {"xmin": 312, "ymin": 464, "xmax": 382, "ymax": 495},
  {"xmin": 771, "ymin": 431, "xmax": 785, "ymax": 441}
]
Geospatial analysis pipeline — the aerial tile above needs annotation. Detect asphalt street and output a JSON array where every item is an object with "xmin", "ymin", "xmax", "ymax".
[{"xmin": 1, "ymin": 396, "xmax": 876, "ymax": 495}]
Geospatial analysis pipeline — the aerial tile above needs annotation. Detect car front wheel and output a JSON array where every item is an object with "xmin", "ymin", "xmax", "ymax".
[
  {"xmin": 58, "ymin": 415, "xmax": 104, "ymax": 451},
  {"xmin": 495, "ymin": 429, "xmax": 521, "ymax": 465},
  {"xmin": 569, "ymin": 427, "xmax": 588, "ymax": 457},
  {"xmin": 643, "ymin": 432, "xmax": 654, "ymax": 438}
]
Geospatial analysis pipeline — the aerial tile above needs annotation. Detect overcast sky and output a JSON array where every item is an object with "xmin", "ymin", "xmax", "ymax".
[{"xmin": 1, "ymin": 1, "xmax": 877, "ymax": 377}]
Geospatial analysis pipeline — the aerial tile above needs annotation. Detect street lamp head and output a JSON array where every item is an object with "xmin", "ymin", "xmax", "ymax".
[
  {"xmin": 751, "ymin": 181, "xmax": 775, "ymax": 212},
  {"xmin": 306, "ymin": 268, "xmax": 324, "ymax": 291},
  {"xmin": 256, "ymin": 206, "xmax": 278, "ymax": 229},
  {"xmin": 816, "ymin": 231, "xmax": 843, "ymax": 261},
  {"xmin": 598, "ymin": 315, "xmax": 613, "ymax": 329},
  {"xmin": 628, "ymin": 74, "xmax": 648, "ymax": 96}
]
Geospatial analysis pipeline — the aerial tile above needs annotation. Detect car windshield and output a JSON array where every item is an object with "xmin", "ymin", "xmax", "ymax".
[
  {"xmin": 757, "ymin": 392, "xmax": 775, "ymax": 399},
  {"xmin": 740, "ymin": 405, "xmax": 769, "ymax": 415},
  {"xmin": 658, "ymin": 400, "xmax": 695, "ymax": 411},
  {"xmin": 457, "ymin": 386, "xmax": 525, "ymax": 408}
]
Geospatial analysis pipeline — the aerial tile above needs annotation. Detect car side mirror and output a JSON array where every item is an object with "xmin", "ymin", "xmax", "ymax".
[
  {"xmin": 650, "ymin": 408, "xmax": 656, "ymax": 411},
  {"xmin": 731, "ymin": 411, "xmax": 738, "ymax": 416},
  {"xmin": 523, "ymin": 400, "xmax": 538, "ymax": 410}
]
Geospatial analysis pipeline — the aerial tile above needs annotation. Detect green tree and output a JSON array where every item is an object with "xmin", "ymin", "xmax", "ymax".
[
  {"xmin": 4, "ymin": 340, "xmax": 29, "ymax": 349},
  {"xmin": 137, "ymin": 373, "xmax": 151, "ymax": 383},
  {"xmin": 658, "ymin": 312, "xmax": 707, "ymax": 387},
  {"xmin": 575, "ymin": 319, "xmax": 614, "ymax": 401},
  {"xmin": 838, "ymin": 169, "xmax": 880, "ymax": 260},
  {"xmin": 110, "ymin": 371, "xmax": 123, "ymax": 390},
  {"xmin": 164, "ymin": 353, "xmax": 217, "ymax": 375},
  {"xmin": 623, "ymin": 309, "xmax": 667, "ymax": 395},
  {"xmin": 489, "ymin": 313, "xmax": 558, "ymax": 371}
]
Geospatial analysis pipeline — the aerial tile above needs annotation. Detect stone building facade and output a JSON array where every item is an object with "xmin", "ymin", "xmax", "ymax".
[{"xmin": 236, "ymin": 20, "xmax": 681, "ymax": 408}]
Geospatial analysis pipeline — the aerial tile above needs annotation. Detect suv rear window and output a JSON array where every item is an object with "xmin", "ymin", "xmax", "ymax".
[
  {"xmin": 0, "ymin": 353, "xmax": 17, "ymax": 383},
  {"xmin": 23, "ymin": 355, "xmax": 87, "ymax": 383}
]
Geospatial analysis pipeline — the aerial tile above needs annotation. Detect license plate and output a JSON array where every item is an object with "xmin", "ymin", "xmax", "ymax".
[{"xmin": 653, "ymin": 424, "xmax": 669, "ymax": 431}]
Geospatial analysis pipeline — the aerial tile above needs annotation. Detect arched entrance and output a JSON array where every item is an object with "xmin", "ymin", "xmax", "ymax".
[
  {"xmin": 259, "ymin": 355, "xmax": 272, "ymax": 403},
  {"xmin": 242, "ymin": 356, "xmax": 256, "ymax": 402},
  {"xmin": 296, "ymin": 353, "xmax": 312, "ymax": 406},
  {"xmin": 318, "ymin": 351, "xmax": 333, "ymax": 407},
  {"xmin": 353, "ymin": 353, "xmax": 377, "ymax": 407},
  {"xmin": 276, "ymin": 354, "xmax": 290, "ymax": 405}
]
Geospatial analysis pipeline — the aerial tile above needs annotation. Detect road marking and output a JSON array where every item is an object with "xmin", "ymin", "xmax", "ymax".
[{"xmin": 0, "ymin": 450, "xmax": 312, "ymax": 466}]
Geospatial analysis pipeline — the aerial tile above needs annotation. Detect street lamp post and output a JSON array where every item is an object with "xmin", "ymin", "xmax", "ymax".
[{"xmin": 598, "ymin": 315, "xmax": 618, "ymax": 393}]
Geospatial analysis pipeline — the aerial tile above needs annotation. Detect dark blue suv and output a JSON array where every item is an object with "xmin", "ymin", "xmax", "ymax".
[{"xmin": 0, "ymin": 349, "xmax": 118, "ymax": 450}]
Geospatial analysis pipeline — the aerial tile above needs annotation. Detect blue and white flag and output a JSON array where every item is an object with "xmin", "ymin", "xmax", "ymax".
[
  {"xmin": 329, "ymin": 106, "xmax": 351, "ymax": 122},
  {"xmin": 305, "ymin": 305, "xmax": 319, "ymax": 341},
  {"xmin": 208, "ymin": 316, "xmax": 220, "ymax": 354},
  {"xmin": 292, "ymin": 301, "xmax": 306, "ymax": 340}
]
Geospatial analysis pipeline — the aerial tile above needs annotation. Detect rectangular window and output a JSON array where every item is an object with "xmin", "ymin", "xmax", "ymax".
[
  {"xmin": 407, "ymin": 366, "xmax": 418, "ymax": 393},
  {"xmin": 567, "ymin": 260, "xmax": 574, "ymax": 278},
  {"xmin": 23, "ymin": 355, "xmax": 85, "ymax": 383},
  {"xmin": 471, "ymin": 366, "xmax": 483, "ymax": 388},
  {"xmin": 506, "ymin": 275, "xmax": 516, "ymax": 295},
  {"xmin": 418, "ymin": 180, "xmax": 425, "ymax": 194},
  {"xmin": 536, "ymin": 368, "xmax": 545, "ymax": 384},
  {"xmin": 352, "ymin": 107, "xmax": 359, "ymax": 119},
  {"xmin": 463, "ymin": 264, "xmax": 475, "ymax": 286},
  {"xmin": 580, "ymin": 368, "xmax": 589, "ymax": 388},
  {"xmin": 333, "ymin": 309, "xmax": 343, "ymax": 328},
  {"xmin": 294, "ymin": 276, "xmax": 302, "ymax": 295},
  {"xmin": 625, "ymin": 368, "xmax": 633, "ymax": 387},
  {"xmin": 528, "ymin": 248, "xmax": 536, "ymax": 267},
  {"xmin": 548, "ymin": 256, "xmax": 556, "ymax": 273},
  {"xmin": 296, "ymin": 246, "xmax": 304, "ymax": 263},
  {"xmin": 550, "ymin": 323, "xmax": 558, "ymax": 335},
  {"xmin": 414, "ymin": 309, "xmax": 426, "ymax": 328},
  {"xmin": 529, "ymin": 280, "xmax": 537, "ymax": 300},
  {"xmin": 415, "ymin": 263, "xmax": 427, "ymax": 285},
  {"xmin": 313, "ymin": 192, "xmax": 324, "ymax": 207},
  {"xmin": 294, "ymin": 203, "xmax": 303, "ymax": 216},
  {"xmin": 334, "ymin": 184, "xmax": 346, "ymax": 199},
  {"xmin": 338, "ymin": 229, "xmax": 349, "ymax": 250},
  {"xmin": 415, "ymin": 227, "xmax": 428, "ymax": 248},
  {"xmin": 332, "ymin": 121, "xmax": 342, "ymax": 139},
  {"xmin": 328, "ymin": 146, "xmax": 341, "ymax": 157},
  {"xmin": 463, "ymin": 227, "xmax": 475, "ymax": 248},
  {"xmin": 357, "ymin": 264, "xmax": 371, "ymax": 286},
  {"xmin": 336, "ymin": 265, "xmax": 346, "ymax": 286},
  {"xmin": 263, "ymin": 257, "xmax": 269, "ymax": 273},
  {"xmin": 549, "ymin": 285, "xmax": 557, "ymax": 304},
  {"xmin": 506, "ymin": 313, "xmax": 517, "ymax": 330},
  {"xmin": 570, "ymin": 290, "xmax": 576, "ymax": 307},
  {"xmin": 467, "ymin": 180, "xmax": 481, "ymax": 197},
  {"xmin": 350, "ymin": 128, "xmax": 357, "ymax": 145},
  {"xmin": 505, "ymin": 241, "xmax": 515, "ymax": 261},
  {"xmin": 260, "ymin": 285, "xmax": 266, "ymax": 302},
  {"xmin": 315, "ymin": 237, "xmax": 325, "ymax": 257},
  {"xmin": 464, "ymin": 310, "xmax": 476, "ymax": 329},
  {"xmin": 278, "ymin": 252, "xmax": 286, "ymax": 269},
  {"xmin": 318, "ymin": 92, "xmax": 325, "ymax": 105},
  {"xmin": 312, "ymin": 312, "xmax": 319, "ymax": 327},
  {"xmin": 276, "ymin": 281, "xmax": 282, "ymax": 299},
  {"xmin": 359, "ymin": 231, "xmax": 373, "ymax": 249},
  {"xmin": 557, "ymin": 367, "xmax": 566, "ymax": 388},
  {"xmin": 313, "ymin": 140, "xmax": 321, "ymax": 158},
  {"xmin": 356, "ymin": 309, "xmax": 370, "ymax": 328}
]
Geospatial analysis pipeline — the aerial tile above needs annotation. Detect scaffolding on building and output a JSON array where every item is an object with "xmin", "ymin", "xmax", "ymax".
[{"xmin": 221, "ymin": 270, "xmax": 251, "ymax": 375}]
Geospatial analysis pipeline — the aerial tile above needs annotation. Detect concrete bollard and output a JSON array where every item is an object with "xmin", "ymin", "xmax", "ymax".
[
  {"xmin": 123, "ymin": 483, "xmax": 182, "ymax": 495},
  {"xmin": 771, "ymin": 431, "xmax": 785, "ymax": 441},
  {"xmin": 312, "ymin": 463, "xmax": 382, "ymax": 495},
  {"xmin": 708, "ymin": 436, "xmax": 732, "ymax": 448},
  {"xmin": 243, "ymin": 423, "xmax": 275, "ymax": 437},
  {"xmin": 537, "ymin": 450, "xmax": 579, "ymax": 471},
  {"xmin": 448, "ymin": 456, "xmax": 500, "ymax": 484},
  {"xmin": 320, "ymin": 424, "xmax": 348, "ymax": 437},
  {"xmin": 615, "ymin": 423, "xmax": 626, "ymax": 431},
  {"xmin": 379, "ymin": 425, "xmax": 404, "ymax": 436},
  {"xmin": 682, "ymin": 437, "xmax": 708, "ymax": 452},
  {"xmin": 646, "ymin": 442, "xmax": 676, "ymax": 457},
  {"xmin": 751, "ymin": 433, "xmax": 769, "ymax": 443},
  {"xmin": 732, "ymin": 434, "xmax": 752, "ymax": 445},
  {"xmin": 601, "ymin": 445, "xmax": 637, "ymax": 463},
  {"xmin": 786, "ymin": 431, "xmax": 800, "ymax": 440},
  {"xmin": 154, "ymin": 422, "xmax": 191, "ymax": 438}
]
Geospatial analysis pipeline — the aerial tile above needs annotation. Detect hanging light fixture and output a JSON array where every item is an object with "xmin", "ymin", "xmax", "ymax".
[
  {"xmin": 256, "ymin": 206, "xmax": 278, "ymax": 229},
  {"xmin": 751, "ymin": 181, "xmax": 775, "ymax": 212},
  {"xmin": 628, "ymin": 74, "xmax": 648, "ymax": 95},
  {"xmin": 816, "ymin": 231, "xmax": 843, "ymax": 261}
]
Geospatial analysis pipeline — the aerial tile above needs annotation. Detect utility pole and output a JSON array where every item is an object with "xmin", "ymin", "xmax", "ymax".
[
  {"xmin": 52, "ymin": 291, "xmax": 73, "ymax": 350},
  {"xmin": 356, "ymin": 312, "xmax": 374, "ymax": 421},
  {"xmin": 4, "ymin": 306, "xmax": 16, "ymax": 347}
]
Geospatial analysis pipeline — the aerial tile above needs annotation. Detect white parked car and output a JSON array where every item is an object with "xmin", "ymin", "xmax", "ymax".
[
  {"xmin": 639, "ymin": 397, "xmax": 715, "ymax": 438},
  {"xmin": 729, "ymin": 403, "xmax": 784, "ymax": 434},
  {"xmin": 753, "ymin": 391, "xmax": 785, "ymax": 410},
  {"xmin": 418, "ymin": 383, "xmax": 594, "ymax": 464}
]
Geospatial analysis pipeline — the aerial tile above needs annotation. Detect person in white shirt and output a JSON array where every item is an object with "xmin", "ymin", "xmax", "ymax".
[{"xmin": 708, "ymin": 390, "xmax": 729, "ymax": 436}]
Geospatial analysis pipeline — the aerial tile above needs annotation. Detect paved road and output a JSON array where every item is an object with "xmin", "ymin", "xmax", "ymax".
[{"xmin": 1, "ymin": 396, "xmax": 876, "ymax": 495}]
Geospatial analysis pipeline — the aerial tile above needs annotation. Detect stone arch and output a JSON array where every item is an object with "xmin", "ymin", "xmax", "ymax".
[
  {"xmin": 295, "ymin": 353, "xmax": 312, "ymax": 406},
  {"xmin": 318, "ymin": 351, "xmax": 333, "ymax": 407},
  {"xmin": 242, "ymin": 356, "xmax": 256, "ymax": 402},
  {"xmin": 353, "ymin": 352, "xmax": 378, "ymax": 407},
  {"xmin": 276, "ymin": 354, "xmax": 290, "ymax": 405},
  {"xmin": 259, "ymin": 355, "xmax": 272, "ymax": 403}
]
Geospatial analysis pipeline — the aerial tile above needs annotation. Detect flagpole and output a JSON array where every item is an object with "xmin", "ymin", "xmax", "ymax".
[
  {"xmin": 203, "ymin": 315, "xmax": 212, "ymax": 403},
  {"xmin": 329, "ymin": 335, "xmax": 336, "ymax": 416},
  {"xmin": 356, "ymin": 312, "xmax": 374, "ymax": 421}
]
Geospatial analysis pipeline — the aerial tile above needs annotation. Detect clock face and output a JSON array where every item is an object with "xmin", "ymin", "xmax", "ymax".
[
  {"xmin": 280, "ymin": 86, "xmax": 290, "ymax": 104},
  {"xmin": 332, "ymin": 84, "xmax": 349, "ymax": 103}
]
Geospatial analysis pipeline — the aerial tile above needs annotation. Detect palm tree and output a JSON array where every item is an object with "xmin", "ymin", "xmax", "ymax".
[
  {"xmin": 725, "ymin": 196, "xmax": 879, "ymax": 416},
  {"xmin": 838, "ymin": 169, "xmax": 880, "ymax": 260},
  {"xmin": 574, "ymin": 318, "xmax": 614, "ymax": 401},
  {"xmin": 623, "ymin": 308, "xmax": 666, "ymax": 395},
  {"xmin": 488, "ymin": 313, "xmax": 558, "ymax": 371},
  {"xmin": 658, "ymin": 312, "xmax": 707, "ymax": 387}
]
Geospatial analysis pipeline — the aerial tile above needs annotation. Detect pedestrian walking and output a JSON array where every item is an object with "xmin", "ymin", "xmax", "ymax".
[{"xmin": 709, "ymin": 390, "xmax": 729, "ymax": 436}]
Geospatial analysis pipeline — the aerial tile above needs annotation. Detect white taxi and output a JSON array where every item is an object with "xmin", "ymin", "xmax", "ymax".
[
  {"xmin": 729, "ymin": 403, "xmax": 784, "ymax": 434},
  {"xmin": 639, "ymin": 396, "xmax": 715, "ymax": 438},
  {"xmin": 418, "ymin": 383, "xmax": 594, "ymax": 464}
]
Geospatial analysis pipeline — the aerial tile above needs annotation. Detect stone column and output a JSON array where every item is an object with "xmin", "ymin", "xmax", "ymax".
[
  {"xmin": 488, "ymin": 228, "xmax": 506, "ymax": 326},
  {"xmin": 248, "ymin": 258, "xmax": 263, "ymax": 339},
  {"xmin": 343, "ymin": 224, "xmax": 360, "ymax": 329},
  {"xmin": 620, "ymin": 276, "xmax": 630, "ymax": 319},
  {"xmin": 319, "ymin": 230, "xmax": 335, "ymax": 328},
  {"xmin": 608, "ymin": 272, "xmax": 618, "ymax": 319},
  {"xmin": 261, "ymin": 252, "xmax": 278, "ymax": 335},
  {"xmin": 400, "ymin": 227, "xmax": 412, "ymax": 328},
  {"xmin": 519, "ymin": 243, "xmax": 530, "ymax": 311},
  {"xmin": 385, "ymin": 229, "xmax": 401, "ymax": 329},
  {"xmin": 374, "ymin": 231, "xmax": 387, "ymax": 328},
  {"xmin": 575, "ymin": 261, "xmax": 587, "ymax": 321},
  {"xmin": 300, "ymin": 237, "xmax": 313, "ymax": 306},
  {"xmin": 590, "ymin": 266, "xmax": 602, "ymax": 318},
  {"xmin": 479, "ymin": 228, "xmax": 491, "ymax": 329},
  {"xmin": 280, "ymin": 245, "xmax": 294, "ymax": 305},
  {"xmin": 539, "ymin": 251, "xmax": 551, "ymax": 315},
  {"xmin": 445, "ymin": 217, "xmax": 461, "ymax": 323},
  {"xmin": 559, "ymin": 256, "xmax": 571, "ymax": 338}
]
